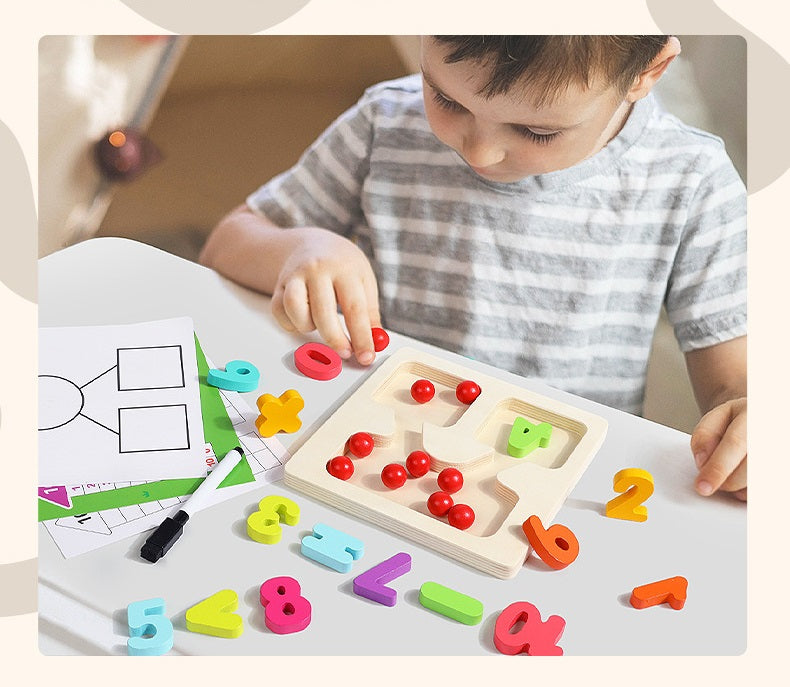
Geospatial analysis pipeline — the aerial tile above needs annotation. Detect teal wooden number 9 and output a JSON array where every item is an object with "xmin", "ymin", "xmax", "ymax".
[
  {"xmin": 127, "ymin": 597, "xmax": 174, "ymax": 656},
  {"xmin": 207, "ymin": 359, "xmax": 260, "ymax": 392}
]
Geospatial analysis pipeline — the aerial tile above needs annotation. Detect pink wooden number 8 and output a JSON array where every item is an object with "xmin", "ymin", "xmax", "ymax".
[{"xmin": 259, "ymin": 576, "xmax": 312, "ymax": 634}]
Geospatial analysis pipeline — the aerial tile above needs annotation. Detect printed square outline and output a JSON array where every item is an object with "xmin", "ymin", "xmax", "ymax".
[
  {"xmin": 117, "ymin": 404, "xmax": 191, "ymax": 453},
  {"xmin": 116, "ymin": 345, "xmax": 185, "ymax": 391}
]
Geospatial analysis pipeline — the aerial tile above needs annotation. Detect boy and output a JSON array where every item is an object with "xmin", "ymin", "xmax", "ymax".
[{"xmin": 200, "ymin": 36, "xmax": 746, "ymax": 501}]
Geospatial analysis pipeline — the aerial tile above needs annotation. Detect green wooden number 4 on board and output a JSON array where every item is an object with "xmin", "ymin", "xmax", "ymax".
[{"xmin": 507, "ymin": 417, "xmax": 553, "ymax": 458}]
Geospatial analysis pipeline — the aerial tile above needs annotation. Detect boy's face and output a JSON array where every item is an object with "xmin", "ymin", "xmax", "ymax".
[{"xmin": 420, "ymin": 37, "xmax": 633, "ymax": 182}]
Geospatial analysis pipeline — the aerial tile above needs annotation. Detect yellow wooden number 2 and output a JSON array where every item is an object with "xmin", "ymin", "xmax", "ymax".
[{"xmin": 605, "ymin": 468, "xmax": 654, "ymax": 522}]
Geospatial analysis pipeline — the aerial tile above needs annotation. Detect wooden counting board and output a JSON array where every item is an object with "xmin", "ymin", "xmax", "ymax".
[{"xmin": 284, "ymin": 347, "xmax": 608, "ymax": 579}]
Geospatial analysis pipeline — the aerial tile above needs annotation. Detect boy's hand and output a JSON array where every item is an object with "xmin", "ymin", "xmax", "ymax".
[
  {"xmin": 270, "ymin": 227, "xmax": 381, "ymax": 365},
  {"xmin": 689, "ymin": 397, "xmax": 747, "ymax": 501}
]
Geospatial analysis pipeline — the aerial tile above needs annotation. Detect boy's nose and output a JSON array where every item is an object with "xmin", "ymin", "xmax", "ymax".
[{"xmin": 462, "ymin": 133, "xmax": 506, "ymax": 169}]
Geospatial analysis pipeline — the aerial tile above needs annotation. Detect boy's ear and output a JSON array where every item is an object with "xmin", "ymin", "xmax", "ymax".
[{"xmin": 625, "ymin": 36, "xmax": 682, "ymax": 102}]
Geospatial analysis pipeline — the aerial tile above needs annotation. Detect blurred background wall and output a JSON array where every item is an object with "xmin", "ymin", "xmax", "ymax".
[
  {"xmin": 39, "ymin": 36, "xmax": 416, "ymax": 260},
  {"xmin": 38, "ymin": 34, "xmax": 747, "ymax": 433}
]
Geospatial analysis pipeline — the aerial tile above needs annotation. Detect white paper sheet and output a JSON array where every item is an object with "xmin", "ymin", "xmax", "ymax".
[
  {"xmin": 38, "ymin": 317, "xmax": 207, "ymax": 484},
  {"xmin": 42, "ymin": 388, "xmax": 290, "ymax": 559}
]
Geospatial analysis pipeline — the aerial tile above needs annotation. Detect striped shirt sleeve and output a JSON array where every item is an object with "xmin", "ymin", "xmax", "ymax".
[
  {"xmin": 245, "ymin": 92, "xmax": 375, "ymax": 237},
  {"xmin": 664, "ymin": 144, "xmax": 747, "ymax": 351}
]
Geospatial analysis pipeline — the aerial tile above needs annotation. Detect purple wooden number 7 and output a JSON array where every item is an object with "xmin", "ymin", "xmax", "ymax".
[{"xmin": 352, "ymin": 552, "xmax": 412, "ymax": 606}]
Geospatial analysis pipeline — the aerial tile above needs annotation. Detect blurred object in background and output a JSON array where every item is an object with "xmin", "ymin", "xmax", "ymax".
[
  {"xmin": 38, "ymin": 35, "xmax": 187, "ymax": 257},
  {"xmin": 95, "ymin": 36, "xmax": 415, "ymax": 262},
  {"xmin": 654, "ymin": 35, "xmax": 746, "ymax": 182},
  {"xmin": 94, "ymin": 127, "xmax": 162, "ymax": 182}
]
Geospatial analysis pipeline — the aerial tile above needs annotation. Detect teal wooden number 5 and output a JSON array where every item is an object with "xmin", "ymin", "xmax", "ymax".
[{"xmin": 127, "ymin": 597, "xmax": 174, "ymax": 656}]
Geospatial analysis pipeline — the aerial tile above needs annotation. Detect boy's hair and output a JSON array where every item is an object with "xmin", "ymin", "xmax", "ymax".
[{"xmin": 433, "ymin": 35, "xmax": 670, "ymax": 105}]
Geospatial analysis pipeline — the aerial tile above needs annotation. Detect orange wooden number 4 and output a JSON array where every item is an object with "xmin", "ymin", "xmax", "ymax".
[
  {"xmin": 521, "ymin": 515, "xmax": 579, "ymax": 570},
  {"xmin": 605, "ymin": 468, "xmax": 654, "ymax": 522}
]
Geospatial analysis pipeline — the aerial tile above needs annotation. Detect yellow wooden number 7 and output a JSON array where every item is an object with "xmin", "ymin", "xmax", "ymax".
[{"xmin": 605, "ymin": 468, "xmax": 654, "ymax": 522}]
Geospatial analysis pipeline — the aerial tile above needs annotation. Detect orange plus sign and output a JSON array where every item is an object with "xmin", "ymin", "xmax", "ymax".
[{"xmin": 255, "ymin": 390, "xmax": 305, "ymax": 437}]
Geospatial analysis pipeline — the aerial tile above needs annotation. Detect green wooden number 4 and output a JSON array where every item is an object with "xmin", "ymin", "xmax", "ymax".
[{"xmin": 507, "ymin": 417, "xmax": 553, "ymax": 458}]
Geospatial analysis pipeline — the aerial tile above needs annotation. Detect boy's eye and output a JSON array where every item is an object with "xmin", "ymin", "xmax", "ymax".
[
  {"xmin": 513, "ymin": 125, "xmax": 561, "ymax": 145},
  {"xmin": 431, "ymin": 89, "xmax": 465, "ymax": 113},
  {"xmin": 428, "ymin": 81, "xmax": 560, "ymax": 146}
]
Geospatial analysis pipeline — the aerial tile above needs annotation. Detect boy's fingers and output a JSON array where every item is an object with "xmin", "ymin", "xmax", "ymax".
[
  {"xmin": 335, "ymin": 276, "xmax": 375, "ymax": 365},
  {"xmin": 306, "ymin": 275, "xmax": 352, "ymax": 358},
  {"xmin": 281, "ymin": 279, "xmax": 315, "ymax": 334},
  {"xmin": 694, "ymin": 410, "xmax": 747, "ymax": 496},
  {"xmin": 362, "ymin": 267, "xmax": 382, "ymax": 329},
  {"xmin": 719, "ymin": 460, "xmax": 747, "ymax": 493},
  {"xmin": 698, "ymin": 457, "xmax": 746, "ymax": 496},
  {"xmin": 271, "ymin": 285, "xmax": 297, "ymax": 333},
  {"xmin": 690, "ymin": 403, "xmax": 731, "ymax": 466}
]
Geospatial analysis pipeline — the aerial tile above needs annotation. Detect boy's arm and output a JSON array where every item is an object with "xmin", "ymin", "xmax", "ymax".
[
  {"xmin": 200, "ymin": 204, "xmax": 299, "ymax": 295},
  {"xmin": 683, "ymin": 336, "xmax": 747, "ymax": 500},
  {"xmin": 199, "ymin": 204, "xmax": 381, "ymax": 365}
]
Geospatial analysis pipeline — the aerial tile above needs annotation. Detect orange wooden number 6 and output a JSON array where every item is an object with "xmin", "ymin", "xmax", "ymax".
[
  {"xmin": 521, "ymin": 515, "xmax": 579, "ymax": 569},
  {"xmin": 605, "ymin": 468, "xmax": 654, "ymax": 522}
]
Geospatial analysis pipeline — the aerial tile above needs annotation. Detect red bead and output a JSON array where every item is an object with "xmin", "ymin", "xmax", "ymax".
[
  {"xmin": 437, "ymin": 467, "xmax": 464, "ymax": 494},
  {"xmin": 456, "ymin": 380, "xmax": 482, "ymax": 404},
  {"xmin": 347, "ymin": 431, "xmax": 374, "ymax": 458},
  {"xmin": 381, "ymin": 463, "xmax": 408, "ymax": 489},
  {"xmin": 326, "ymin": 456, "xmax": 354, "ymax": 480},
  {"xmin": 371, "ymin": 327, "xmax": 390, "ymax": 352},
  {"xmin": 427, "ymin": 491, "xmax": 454, "ymax": 516},
  {"xmin": 411, "ymin": 379, "xmax": 435, "ymax": 404},
  {"xmin": 448, "ymin": 503, "xmax": 475, "ymax": 530},
  {"xmin": 406, "ymin": 450, "xmax": 431, "ymax": 477}
]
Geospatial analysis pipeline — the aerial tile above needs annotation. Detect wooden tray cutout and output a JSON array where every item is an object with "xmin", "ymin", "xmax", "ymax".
[{"xmin": 284, "ymin": 347, "xmax": 607, "ymax": 578}]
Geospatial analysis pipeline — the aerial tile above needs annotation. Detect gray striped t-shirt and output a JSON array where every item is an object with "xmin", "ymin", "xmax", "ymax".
[{"xmin": 247, "ymin": 74, "xmax": 746, "ymax": 415}]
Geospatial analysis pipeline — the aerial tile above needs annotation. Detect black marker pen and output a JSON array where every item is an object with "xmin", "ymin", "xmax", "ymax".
[{"xmin": 140, "ymin": 446, "xmax": 245, "ymax": 562}]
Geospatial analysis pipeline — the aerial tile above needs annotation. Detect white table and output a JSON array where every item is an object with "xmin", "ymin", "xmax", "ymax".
[{"xmin": 38, "ymin": 237, "xmax": 746, "ymax": 656}]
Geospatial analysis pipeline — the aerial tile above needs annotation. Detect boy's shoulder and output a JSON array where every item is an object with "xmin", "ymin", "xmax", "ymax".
[
  {"xmin": 598, "ymin": 94, "xmax": 743, "ymax": 195},
  {"xmin": 357, "ymin": 74, "xmax": 425, "ymax": 117},
  {"xmin": 363, "ymin": 73, "xmax": 423, "ymax": 98},
  {"xmin": 636, "ymin": 97, "xmax": 735, "ymax": 171}
]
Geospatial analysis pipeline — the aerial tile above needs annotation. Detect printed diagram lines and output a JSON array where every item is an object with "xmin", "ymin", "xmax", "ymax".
[
  {"xmin": 79, "ymin": 400, "xmax": 120, "ymax": 436},
  {"xmin": 38, "ymin": 375, "xmax": 87, "ymax": 431},
  {"xmin": 39, "ymin": 317, "xmax": 207, "ymax": 489},
  {"xmin": 116, "ymin": 345, "xmax": 185, "ymax": 391},
  {"xmin": 80, "ymin": 363, "xmax": 118, "ymax": 392},
  {"xmin": 38, "ymin": 344, "xmax": 191, "ymax": 453},
  {"xmin": 117, "ymin": 404, "xmax": 190, "ymax": 454}
]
